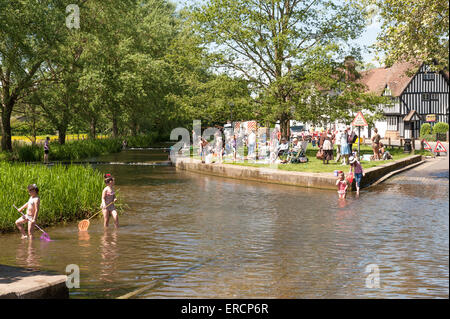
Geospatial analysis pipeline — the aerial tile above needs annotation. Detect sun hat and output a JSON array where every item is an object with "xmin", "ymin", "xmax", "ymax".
[{"xmin": 349, "ymin": 156, "xmax": 357, "ymax": 164}]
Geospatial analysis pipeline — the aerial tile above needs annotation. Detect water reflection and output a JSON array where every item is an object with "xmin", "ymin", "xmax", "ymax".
[
  {"xmin": 100, "ymin": 229, "xmax": 118, "ymax": 287},
  {"xmin": 16, "ymin": 239, "xmax": 40, "ymax": 269},
  {"xmin": 78, "ymin": 231, "xmax": 91, "ymax": 246},
  {"xmin": 0, "ymin": 150, "xmax": 447, "ymax": 299}
]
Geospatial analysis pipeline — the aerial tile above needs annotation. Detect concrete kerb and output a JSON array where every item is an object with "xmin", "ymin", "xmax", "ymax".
[
  {"xmin": 173, "ymin": 154, "xmax": 424, "ymax": 191},
  {"xmin": 0, "ymin": 264, "xmax": 68, "ymax": 299}
]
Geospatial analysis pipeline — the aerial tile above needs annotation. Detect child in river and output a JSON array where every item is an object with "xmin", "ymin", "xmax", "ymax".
[
  {"xmin": 102, "ymin": 174, "xmax": 118, "ymax": 228},
  {"xmin": 15, "ymin": 184, "xmax": 40, "ymax": 239},
  {"xmin": 336, "ymin": 171, "xmax": 348, "ymax": 199},
  {"xmin": 349, "ymin": 156, "xmax": 363, "ymax": 195}
]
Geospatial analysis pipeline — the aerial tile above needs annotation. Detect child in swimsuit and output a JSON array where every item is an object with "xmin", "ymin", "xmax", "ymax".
[
  {"xmin": 15, "ymin": 184, "xmax": 40, "ymax": 239},
  {"xmin": 336, "ymin": 172, "xmax": 348, "ymax": 199},
  {"xmin": 102, "ymin": 174, "xmax": 118, "ymax": 228}
]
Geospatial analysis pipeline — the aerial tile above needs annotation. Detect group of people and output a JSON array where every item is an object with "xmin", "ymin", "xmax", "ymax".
[
  {"xmin": 15, "ymin": 173, "xmax": 118, "ymax": 239},
  {"xmin": 315, "ymin": 126, "xmax": 358, "ymax": 165}
]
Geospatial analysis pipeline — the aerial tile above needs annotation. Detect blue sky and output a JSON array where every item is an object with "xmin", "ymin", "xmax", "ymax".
[{"xmin": 172, "ymin": 0, "xmax": 383, "ymax": 67}]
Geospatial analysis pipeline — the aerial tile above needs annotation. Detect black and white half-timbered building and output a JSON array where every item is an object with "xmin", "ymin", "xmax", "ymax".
[{"xmin": 360, "ymin": 61, "xmax": 449, "ymax": 139}]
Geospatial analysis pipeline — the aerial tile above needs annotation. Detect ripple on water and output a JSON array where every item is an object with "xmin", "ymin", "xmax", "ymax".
[{"xmin": 0, "ymin": 157, "xmax": 448, "ymax": 299}]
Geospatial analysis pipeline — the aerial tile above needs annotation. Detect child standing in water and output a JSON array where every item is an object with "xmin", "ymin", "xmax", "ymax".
[
  {"xmin": 336, "ymin": 171, "xmax": 348, "ymax": 199},
  {"xmin": 102, "ymin": 174, "xmax": 118, "ymax": 228},
  {"xmin": 15, "ymin": 184, "xmax": 40, "ymax": 239},
  {"xmin": 349, "ymin": 156, "xmax": 363, "ymax": 195}
]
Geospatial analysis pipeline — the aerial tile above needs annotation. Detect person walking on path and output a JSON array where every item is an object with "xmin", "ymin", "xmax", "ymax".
[
  {"xmin": 15, "ymin": 184, "xmax": 40, "ymax": 239},
  {"xmin": 43, "ymin": 137, "xmax": 50, "ymax": 163},
  {"xmin": 102, "ymin": 174, "xmax": 118, "ymax": 228},
  {"xmin": 349, "ymin": 156, "xmax": 363, "ymax": 195},
  {"xmin": 371, "ymin": 128, "xmax": 381, "ymax": 160}
]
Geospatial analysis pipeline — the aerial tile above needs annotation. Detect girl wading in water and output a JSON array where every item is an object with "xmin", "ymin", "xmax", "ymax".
[
  {"xmin": 15, "ymin": 184, "xmax": 40, "ymax": 239},
  {"xmin": 102, "ymin": 174, "xmax": 118, "ymax": 228}
]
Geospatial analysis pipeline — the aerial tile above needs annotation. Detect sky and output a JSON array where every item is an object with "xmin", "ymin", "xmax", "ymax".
[{"xmin": 172, "ymin": 0, "xmax": 384, "ymax": 68}]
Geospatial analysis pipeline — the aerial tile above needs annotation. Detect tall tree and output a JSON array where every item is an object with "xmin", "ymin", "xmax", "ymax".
[
  {"xmin": 0, "ymin": 0, "xmax": 67, "ymax": 151},
  {"xmin": 192, "ymin": 0, "xmax": 369, "ymax": 138},
  {"xmin": 370, "ymin": 0, "xmax": 449, "ymax": 70}
]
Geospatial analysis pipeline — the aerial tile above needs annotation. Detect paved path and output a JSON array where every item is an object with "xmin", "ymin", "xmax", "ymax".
[{"xmin": 389, "ymin": 154, "xmax": 449, "ymax": 185}]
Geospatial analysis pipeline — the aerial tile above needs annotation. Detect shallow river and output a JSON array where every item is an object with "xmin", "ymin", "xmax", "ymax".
[{"xmin": 1, "ymin": 149, "xmax": 448, "ymax": 298}]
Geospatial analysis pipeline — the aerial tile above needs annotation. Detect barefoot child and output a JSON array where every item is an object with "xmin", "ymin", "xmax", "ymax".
[
  {"xmin": 102, "ymin": 174, "xmax": 118, "ymax": 228},
  {"xmin": 15, "ymin": 184, "xmax": 40, "ymax": 239},
  {"xmin": 336, "ymin": 171, "xmax": 348, "ymax": 199},
  {"xmin": 349, "ymin": 156, "xmax": 363, "ymax": 195}
]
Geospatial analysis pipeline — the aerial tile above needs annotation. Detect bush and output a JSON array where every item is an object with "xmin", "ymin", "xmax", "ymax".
[
  {"xmin": 420, "ymin": 134, "xmax": 436, "ymax": 142},
  {"xmin": 0, "ymin": 162, "xmax": 106, "ymax": 233},
  {"xmin": 125, "ymin": 133, "xmax": 158, "ymax": 148},
  {"xmin": 420, "ymin": 123, "xmax": 431, "ymax": 136},
  {"xmin": 432, "ymin": 122, "xmax": 449, "ymax": 134},
  {"xmin": 2, "ymin": 138, "xmax": 123, "ymax": 162}
]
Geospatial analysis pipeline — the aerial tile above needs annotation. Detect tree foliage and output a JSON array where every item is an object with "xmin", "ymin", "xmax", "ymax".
[
  {"xmin": 192, "ymin": 0, "xmax": 378, "ymax": 137},
  {"xmin": 370, "ymin": 0, "xmax": 449, "ymax": 70}
]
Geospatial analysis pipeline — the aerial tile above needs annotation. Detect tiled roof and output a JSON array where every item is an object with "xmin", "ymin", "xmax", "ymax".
[
  {"xmin": 359, "ymin": 61, "xmax": 421, "ymax": 97},
  {"xmin": 403, "ymin": 110, "xmax": 422, "ymax": 122}
]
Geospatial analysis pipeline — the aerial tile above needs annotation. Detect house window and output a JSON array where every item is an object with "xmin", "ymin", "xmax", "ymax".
[
  {"xmin": 383, "ymin": 87, "xmax": 392, "ymax": 96},
  {"xmin": 423, "ymin": 73, "xmax": 435, "ymax": 81},
  {"xmin": 423, "ymin": 93, "xmax": 439, "ymax": 101}
]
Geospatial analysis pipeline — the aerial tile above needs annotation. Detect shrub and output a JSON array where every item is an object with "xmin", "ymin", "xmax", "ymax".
[
  {"xmin": 420, "ymin": 123, "xmax": 431, "ymax": 136},
  {"xmin": 125, "ymin": 133, "xmax": 158, "ymax": 148},
  {"xmin": 432, "ymin": 122, "xmax": 449, "ymax": 134},
  {"xmin": 2, "ymin": 138, "xmax": 123, "ymax": 162}
]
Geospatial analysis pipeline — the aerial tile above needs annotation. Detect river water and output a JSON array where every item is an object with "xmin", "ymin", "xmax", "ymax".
[{"xmin": 0, "ymin": 149, "xmax": 448, "ymax": 298}]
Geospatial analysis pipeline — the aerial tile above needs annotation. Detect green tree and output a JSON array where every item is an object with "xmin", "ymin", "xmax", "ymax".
[
  {"xmin": 420, "ymin": 123, "xmax": 431, "ymax": 136},
  {"xmin": 433, "ymin": 122, "xmax": 449, "ymax": 134},
  {"xmin": 371, "ymin": 0, "xmax": 449, "ymax": 70},
  {"xmin": 0, "ymin": 0, "xmax": 67, "ymax": 151},
  {"xmin": 192, "ymin": 0, "xmax": 371, "ymax": 138}
]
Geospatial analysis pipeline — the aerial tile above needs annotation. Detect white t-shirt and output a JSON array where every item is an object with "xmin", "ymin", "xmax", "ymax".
[
  {"xmin": 248, "ymin": 132, "xmax": 256, "ymax": 145},
  {"xmin": 335, "ymin": 132, "xmax": 342, "ymax": 145}
]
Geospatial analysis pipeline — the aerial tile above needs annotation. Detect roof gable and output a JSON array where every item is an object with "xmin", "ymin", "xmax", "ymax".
[{"xmin": 359, "ymin": 61, "xmax": 421, "ymax": 97}]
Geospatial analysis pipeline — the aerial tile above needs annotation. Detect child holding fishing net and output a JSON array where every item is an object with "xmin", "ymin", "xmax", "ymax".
[
  {"xmin": 15, "ymin": 184, "xmax": 41, "ymax": 239},
  {"xmin": 102, "ymin": 173, "xmax": 118, "ymax": 228}
]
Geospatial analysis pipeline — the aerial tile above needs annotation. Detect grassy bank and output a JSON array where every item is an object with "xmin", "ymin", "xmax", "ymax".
[
  {"xmin": 0, "ymin": 133, "xmax": 161, "ymax": 162},
  {"xmin": 227, "ymin": 145, "xmax": 433, "ymax": 173},
  {"xmin": 0, "ymin": 162, "xmax": 106, "ymax": 233}
]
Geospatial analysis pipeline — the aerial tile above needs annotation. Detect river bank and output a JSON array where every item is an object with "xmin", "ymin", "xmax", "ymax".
[
  {"xmin": 0, "ymin": 147, "xmax": 447, "ymax": 298},
  {"xmin": 173, "ymin": 154, "xmax": 425, "ymax": 190},
  {"xmin": 0, "ymin": 162, "xmax": 105, "ymax": 233}
]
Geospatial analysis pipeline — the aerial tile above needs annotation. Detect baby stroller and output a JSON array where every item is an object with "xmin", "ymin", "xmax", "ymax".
[{"xmin": 289, "ymin": 149, "xmax": 308, "ymax": 163}]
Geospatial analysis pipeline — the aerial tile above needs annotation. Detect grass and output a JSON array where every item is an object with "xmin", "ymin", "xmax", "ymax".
[
  {"xmin": 0, "ymin": 162, "xmax": 109, "ymax": 233},
  {"xmin": 0, "ymin": 138, "xmax": 122, "ymax": 162},
  {"xmin": 1, "ymin": 134, "xmax": 161, "ymax": 162},
  {"xmin": 214, "ymin": 144, "xmax": 433, "ymax": 173}
]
